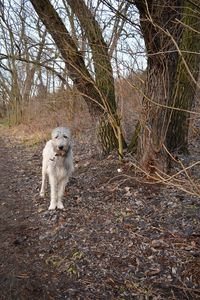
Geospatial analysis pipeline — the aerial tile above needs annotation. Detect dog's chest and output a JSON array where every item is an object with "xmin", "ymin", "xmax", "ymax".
[{"xmin": 48, "ymin": 157, "xmax": 68, "ymax": 179}]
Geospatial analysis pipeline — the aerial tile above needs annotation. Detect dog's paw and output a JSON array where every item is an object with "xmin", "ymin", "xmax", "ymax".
[
  {"xmin": 40, "ymin": 192, "xmax": 45, "ymax": 198},
  {"xmin": 48, "ymin": 204, "xmax": 57, "ymax": 210},
  {"xmin": 57, "ymin": 202, "xmax": 64, "ymax": 210}
]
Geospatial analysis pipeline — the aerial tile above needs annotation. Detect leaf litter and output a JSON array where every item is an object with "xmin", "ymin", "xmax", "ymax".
[{"xmin": 0, "ymin": 133, "xmax": 200, "ymax": 299}]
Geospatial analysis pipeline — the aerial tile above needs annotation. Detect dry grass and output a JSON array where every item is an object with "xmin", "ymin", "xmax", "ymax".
[{"xmin": 0, "ymin": 74, "xmax": 144, "ymax": 147}]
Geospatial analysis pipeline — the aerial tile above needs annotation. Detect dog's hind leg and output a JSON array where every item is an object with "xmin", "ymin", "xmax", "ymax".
[{"xmin": 57, "ymin": 178, "xmax": 68, "ymax": 209}]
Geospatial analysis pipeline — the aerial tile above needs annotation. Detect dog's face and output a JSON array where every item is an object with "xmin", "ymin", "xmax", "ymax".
[{"xmin": 51, "ymin": 127, "xmax": 72, "ymax": 156}]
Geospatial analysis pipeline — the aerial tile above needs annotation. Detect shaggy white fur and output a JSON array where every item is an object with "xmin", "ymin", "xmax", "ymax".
[{"xmin": 40, "ymin": 127, "xmax": 74, "ymax": 210}]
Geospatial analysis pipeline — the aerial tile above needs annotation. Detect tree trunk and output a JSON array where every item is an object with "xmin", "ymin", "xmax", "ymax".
[
  {"xmin": 134, "ymin": 0, "xmax": 200, "ymax": 172},
  {"xmin": 66, "ymin": 0, "xmax": 117, "ymax": 114},
  {"xmin": 166, "ymin": 0, "xmax": 200, "ymax": 153},
  {"xmin": 137, "ymin": 60, "xmax": 177, "ymax": 172},
  {"xmin": 30, "ymin": 0, "xmax": 101, "ymax": 114},
  {"xmin": 30, "ymin": 0, "xmax": 125, "ymax": 155}
]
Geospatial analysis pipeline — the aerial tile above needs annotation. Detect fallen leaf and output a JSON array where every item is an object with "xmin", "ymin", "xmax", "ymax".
[{"xmin": 145, "ymin": 268, "xmax": 161, "ymax": 276}]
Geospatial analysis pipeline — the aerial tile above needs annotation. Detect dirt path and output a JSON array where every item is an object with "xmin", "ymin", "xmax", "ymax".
[
  {"xmin": 0, "ymin": 137, "xmax": 55, "ymax": 299},
  {"xmin": 0, "ymin": 134, "xmax": 200, "ymax": 299}
]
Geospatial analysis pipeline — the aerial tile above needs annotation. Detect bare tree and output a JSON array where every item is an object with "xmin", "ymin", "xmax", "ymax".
[
  {"xmin": 0, "ymin": 0, "xmax": 52, "ymax": 124},
  {"xmin": 30, "ymin": 0, "xmax": 127, "ymax": 155},
  {"xmin": 0, "ymin": 3, "xmax": 23, "ymax": 124}
]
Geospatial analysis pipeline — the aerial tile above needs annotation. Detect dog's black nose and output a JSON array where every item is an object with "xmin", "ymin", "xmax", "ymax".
[{"xmin": 59, "ymin": 145, "xmax": 64, "ymax": 150}]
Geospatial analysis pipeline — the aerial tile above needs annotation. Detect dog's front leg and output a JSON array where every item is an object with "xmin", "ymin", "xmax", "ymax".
[
  {"xmin": 48, "ymin": 174, "xmax": 57, "ymax": 210},
  {"xmin": 40, "ymin": 164, "xmax": 47, "ymax": 197},
  {"xmin": 57, "ymin": 178, "xmax": 68, "ymax": 209}
]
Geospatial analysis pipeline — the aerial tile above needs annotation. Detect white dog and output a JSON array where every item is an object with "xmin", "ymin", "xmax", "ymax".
[{"xmin": 40, "ymin": 127, "xmax": 74, "ymax": 210}]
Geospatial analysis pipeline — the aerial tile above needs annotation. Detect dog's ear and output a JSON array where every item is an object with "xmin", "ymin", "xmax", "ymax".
[{"xmin": 64, "ymin": 144, "xmax": 72, "ymax": 156}]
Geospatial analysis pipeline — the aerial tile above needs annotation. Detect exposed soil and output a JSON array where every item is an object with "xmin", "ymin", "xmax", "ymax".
[{"xmin": 0, "ymin": 129, "xmax": 200, "ymax": 299}]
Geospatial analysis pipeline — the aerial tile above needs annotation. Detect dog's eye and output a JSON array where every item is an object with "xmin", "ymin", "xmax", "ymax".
[
  {"xmin": 63, "ymin": 135, "xmax": 68, "ymax": 139},
  {"xmin": 55, "ymin": 135, "xmax": 59, "ymax": 139}
]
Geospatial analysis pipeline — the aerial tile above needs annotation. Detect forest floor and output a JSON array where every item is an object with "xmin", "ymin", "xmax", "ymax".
[{"xmin": 0, "ymin": 125, "xmax": 200, "ymax": 300}]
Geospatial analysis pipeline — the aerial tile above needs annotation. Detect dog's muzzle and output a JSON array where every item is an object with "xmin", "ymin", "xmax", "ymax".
[
  {"xmin": 55, "ymin": 150, "xmax": 67, "ymax": 157},
  {"xmin": 55, "ymin": 145, "xmax": 71, "ymax": 157}
]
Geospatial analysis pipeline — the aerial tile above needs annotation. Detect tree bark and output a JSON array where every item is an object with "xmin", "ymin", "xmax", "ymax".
[
  {"xmin": 166, "ymin": 0, "xmax": 200, "ymax": 153},
  {"xmin": 134, "ymin": 0, "xmax": 200, "ymax": 172},
  {"xmin": 65, "ymin": 0, "xmax": 117, "ymax": 114}
]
